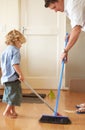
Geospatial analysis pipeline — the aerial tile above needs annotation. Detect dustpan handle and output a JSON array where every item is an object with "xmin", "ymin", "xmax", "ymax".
[{"xmin": 54, "ymin": 33, "xmax": 69, "ymax": 116}]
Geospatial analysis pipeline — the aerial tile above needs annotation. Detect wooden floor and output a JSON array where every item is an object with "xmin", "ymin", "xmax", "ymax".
[{"xmin": 0, "ymin": 89, "xmax": 85, "ymax": 130}]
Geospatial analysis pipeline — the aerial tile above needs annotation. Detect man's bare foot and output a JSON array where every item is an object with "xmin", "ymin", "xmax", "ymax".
[
  {"xmin": 76, "ymin": 107, "xmax": 85, "ymax": 114},
  {"xmin": 76, "ymin": 103, "xmax": 85, "ymax": 108}
]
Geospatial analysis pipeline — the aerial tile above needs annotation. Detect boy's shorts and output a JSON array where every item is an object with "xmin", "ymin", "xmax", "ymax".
[{"xmin": 2, "ymin": 80, "xmax": 22, "ymax": 106}]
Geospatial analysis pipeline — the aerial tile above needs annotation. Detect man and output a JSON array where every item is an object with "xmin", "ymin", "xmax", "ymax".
[{"xmin": 44, "ymin": 0, "xmax": 85, "ymax": 113}]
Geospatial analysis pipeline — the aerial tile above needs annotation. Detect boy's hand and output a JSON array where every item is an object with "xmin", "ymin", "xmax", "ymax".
[{"xmin": 18, "ymin": 74, "xmax": 24, "ymax": 81}]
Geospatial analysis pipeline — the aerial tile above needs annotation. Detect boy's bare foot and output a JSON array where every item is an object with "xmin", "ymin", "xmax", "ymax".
[
  {"xmin": 11, "ymin": 112, "xmax": 18, "ymax": 116},
  {"xmin": 3, "ymin": 112, "xmax": 17, "ymax": 118},
  {"xmin": 11, "ymin": 106, "xmax": 18, "ymax": 116}
]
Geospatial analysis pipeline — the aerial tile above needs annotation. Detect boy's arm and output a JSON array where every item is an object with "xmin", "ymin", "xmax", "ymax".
[{"xmin": 13, "ymin": 64, "xmax": 24, "ymax": 81}]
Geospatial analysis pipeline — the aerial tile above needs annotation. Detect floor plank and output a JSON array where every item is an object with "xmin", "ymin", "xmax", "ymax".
[{"xmin": 0, "ymin": 89, "xmax": 85, "ymax": 130}]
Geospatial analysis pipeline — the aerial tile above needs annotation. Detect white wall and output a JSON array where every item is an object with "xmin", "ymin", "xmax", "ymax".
[{"xmin": 0, "ymin": 0, "xmax": 20, "ymax": 54}]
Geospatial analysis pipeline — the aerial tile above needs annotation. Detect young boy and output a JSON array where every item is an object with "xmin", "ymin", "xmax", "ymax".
[{"xmin": 0, "ymin": 29, "xmax": 26, "ymax": 118}]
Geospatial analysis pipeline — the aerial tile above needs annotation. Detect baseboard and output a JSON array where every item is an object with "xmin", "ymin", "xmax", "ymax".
[{"xmin": 22, "ymin": 77, "xmax": 59, "ymax": 89}]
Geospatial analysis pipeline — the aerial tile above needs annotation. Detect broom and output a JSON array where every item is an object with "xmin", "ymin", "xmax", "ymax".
[{"xmin": 39, "ymin": 33, "xmax": 71, "ymax": 124}]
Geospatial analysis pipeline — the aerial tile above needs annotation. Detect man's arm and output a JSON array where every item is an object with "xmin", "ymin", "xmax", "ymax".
[
  {"xmin": 61, "ymin": 25, "xmax": 81, "ymax": 62},
  {"xmin": 65, "ymin": 25, "xmax": 81, "ymax": 52}
]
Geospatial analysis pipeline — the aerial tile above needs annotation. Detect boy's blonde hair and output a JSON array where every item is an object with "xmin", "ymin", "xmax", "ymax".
[{"xmin": 5, "ymin": 29, "xmax": 26, "ymax": 45}]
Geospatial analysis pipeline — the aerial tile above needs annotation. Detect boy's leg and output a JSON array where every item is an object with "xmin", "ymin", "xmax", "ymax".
[
  {"xmin": 11, "ymin": 106, "xmax": 18, "ymax": 116},
  {"xmin": 3, "ymin": 104, "xmax": 17, "ymax": 118},
  {"xmin": 3, "ymin": 104, "xmax": 12, "ymax": 116}
]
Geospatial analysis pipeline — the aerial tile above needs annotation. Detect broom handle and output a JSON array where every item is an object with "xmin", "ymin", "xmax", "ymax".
[
  {"xmin": 23, "ymin": 80, "xmax": 55, "ymax": 113},
  {"xmin": 54, "ymin": 33, "xmax": 69, "ymax": 116}
]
